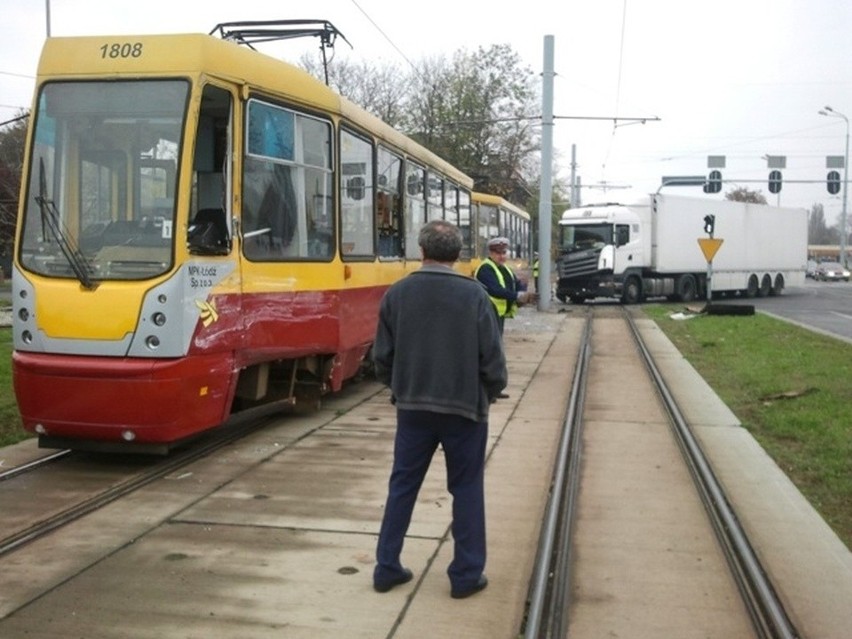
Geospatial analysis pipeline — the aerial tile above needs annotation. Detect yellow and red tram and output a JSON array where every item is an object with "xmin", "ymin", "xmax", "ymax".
[
  {"xmin": 12, "ymin": 30, "xmax": 477, "ymax": 452},
  {"xmin": 470, "ymin": 192, "xmax": 533, "ymax": 283}
]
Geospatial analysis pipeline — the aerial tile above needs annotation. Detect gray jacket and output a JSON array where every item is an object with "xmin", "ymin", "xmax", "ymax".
[{"xmin": 373, "ymin": 264, "xmax": 508, "ymax": 422}]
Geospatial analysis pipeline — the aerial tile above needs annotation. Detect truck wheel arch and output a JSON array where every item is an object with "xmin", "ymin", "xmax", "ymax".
[
  {"xmin": 621, "ymin": 275, "xmax": 644, "ymax": 304},
  {"xmin": 676, "ymin": 274, "xmax": 697, "ymax": 302},
  {"xmin": 759, "ymin": 274, "xmax": 772, "ymax": 297},
  {"xmin": 745, "ymin": 274, "xmax": 760, "ymax": 298}
]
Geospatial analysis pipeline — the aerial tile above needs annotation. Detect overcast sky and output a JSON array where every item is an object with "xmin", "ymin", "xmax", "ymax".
[{"xmin": 2, "ymin": 0, "xmax": 851, "ymax": 222}]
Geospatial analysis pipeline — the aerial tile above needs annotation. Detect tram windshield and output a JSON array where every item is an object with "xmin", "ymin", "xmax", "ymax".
[{"xmin": 19, "ymin": 80, "xmax": 188, "ymax": 283}]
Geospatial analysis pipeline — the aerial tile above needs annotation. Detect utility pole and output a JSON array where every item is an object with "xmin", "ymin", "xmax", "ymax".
[
  {"xmin": 537, "ymin": 36, "xmax": 554, "ymax": 311},
  {"xmin": 819, "ymin": 106, "xmax": 849, "ymax": 266}
]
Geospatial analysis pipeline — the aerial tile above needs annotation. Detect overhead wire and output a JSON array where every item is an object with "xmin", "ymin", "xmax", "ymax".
[
  {"xmin": 601, "ymin": 0, "xmax": 629, "ymax": 178},
  {"xmin": 348, "ymin": 0, "xmax": 419, "ymax": 74}
]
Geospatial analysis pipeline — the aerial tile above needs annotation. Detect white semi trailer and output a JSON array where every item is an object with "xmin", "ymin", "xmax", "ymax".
[{"xmin": 555, "ymin": 194, "xmax": 808, "ymax": 304}]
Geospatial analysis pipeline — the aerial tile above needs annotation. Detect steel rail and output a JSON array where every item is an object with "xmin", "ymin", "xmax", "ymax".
[
  {"xmin": 0, "ymin": 415, "xmax": 278, "ymax": 558},
  {"xmin": 0, "ymin": 449, "xmax": 71, "ymax": 482},
  {"xmin": 523, "ymin": 314, "xmax": 591, "ymax": 639},
  {"xmin": 626, "ymin": 311, "xmax": 800, "ymax": 639}
]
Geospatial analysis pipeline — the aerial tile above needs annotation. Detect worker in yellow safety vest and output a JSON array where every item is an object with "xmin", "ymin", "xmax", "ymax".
[
  {"xmin": 532, "ymin": 252, "xmax": 540, "ymax": 291},
  {"xmin": 475, "ymin": 237, "xmax": 536, "ymax": 336}
]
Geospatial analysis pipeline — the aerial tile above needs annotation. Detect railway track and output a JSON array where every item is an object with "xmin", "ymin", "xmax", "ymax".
[
  {"xmin": 0, "ymin": 413, "xmax": 280, "ymax": 558},
  {"xmin": 0, "ymin": 449, "xmax": 70, "ymax": 482},
  {"xmin": 0, "ymin": 308, "xmax": 845, "ymax": 637},
  {"xmin": 524, "ymin": 305, "xmax": 800, "ymax": 639}
]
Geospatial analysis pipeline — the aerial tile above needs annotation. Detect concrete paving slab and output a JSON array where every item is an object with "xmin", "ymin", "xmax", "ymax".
[{"xmin": 0, "ymin": 522, "xmax": 436, "ymax": 639}]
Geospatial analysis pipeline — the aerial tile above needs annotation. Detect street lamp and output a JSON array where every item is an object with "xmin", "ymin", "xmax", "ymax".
[{"xmin": 819, "ymin": 105, "xmax": 850, "ymax": 267}]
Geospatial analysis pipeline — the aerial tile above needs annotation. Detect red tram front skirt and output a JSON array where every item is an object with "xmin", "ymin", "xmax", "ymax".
[{"xmin": 12, "ymin": 351, "xmax": 236, "ymax": 448}]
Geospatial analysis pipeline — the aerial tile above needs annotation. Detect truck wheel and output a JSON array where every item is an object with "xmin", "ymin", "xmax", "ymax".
[
  {"xmin": 676, "ymin": 274, "xmax": 697, "ymax": 302},
  {"xmin": 621, "ymin": 276, "xmax": 643, "ymax": 304},
  {"xmin": 758, "ymin": 274, "xmax": 772, "ymax": 297},
  {"xmin": 770, "ymin": 274, "xmax": 784, "ymax": 296},
  {"xmin": 745, "ymin": 274, "xmax": 759, "ymax": 298},
  {"xmin": 568, "ymin": 295, "xmax": 587, "ymax": 304}
]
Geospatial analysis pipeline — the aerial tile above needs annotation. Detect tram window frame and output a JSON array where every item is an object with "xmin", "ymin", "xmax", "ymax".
[
  {"xmin": 188, "ymin": 84, "xmax": 232, "ymax": 256},
  {"xmin": 458, "ymin": 189, "xmax": 472, "ymax": 259},
  {"xmin": 404, "ymin": 162, "xmax": 426, "ymax": 260},
  {"xmin": 444, "ymin": 185, "xmax": 458, "ymax": 225},
  {"xmin": 426, "ymin": 172, "xmax": 444, "ymax": 221},
  {"xmin": 506, "ymin": 210, "xmax": 518, "ymax": 258},
  {"xmin": 479, "ymin": 202, "xmax": 498, "ymax": 257},
  {"xmin": 376, "ymin": 145, "xmax": 403, "ymax": 259},
  {"xmin": 242, "ymin": 98, "xmax": 334, "ymax": 262},
  {"xmin": 340, "ymin": 127, "xmax": 376, "ymax": 259}
]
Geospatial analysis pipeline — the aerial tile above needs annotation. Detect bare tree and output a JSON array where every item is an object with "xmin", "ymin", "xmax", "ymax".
[
  {"xmin": 300, "ymin": 44, "xmax": 541, "ymax": 208},
  {"xmin": 300, "ymin": 54, "xmax": 408, "ymax": 128},
  {"xmin": 808, "ymin": 203, "xmax": 834, "ymax": 244},
  {"xmin": 724, "ymin": 186, "xmax": 768, "ymax": 204},
  {"xmin": 407, "ymin": 45, "xmax": 539, "ymax": 201}
]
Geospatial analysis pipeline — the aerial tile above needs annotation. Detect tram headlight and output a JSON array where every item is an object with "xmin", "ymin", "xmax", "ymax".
[
  {"xmin": 152, "ymin": 311, "xmax": 167, "ymax": 327},
  {"xmin": 22, "ymin": 330, "xmax": 32, "ymax": 344},
  {"xmin": 17, "ymin": 308, "xmax": 29, "ymax": 321},
  {"xmin": 145, "ymin": 335, "xmax": 160, "ymax": 350},
  {"xmin": 121, "ymin": 430, "xmax": 136, "ymax": 441}
]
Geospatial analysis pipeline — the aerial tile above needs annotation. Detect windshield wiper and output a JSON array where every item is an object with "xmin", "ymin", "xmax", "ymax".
[{"xmin": 35, "ymin": 157, "xmax": 96, "ymax": 289}]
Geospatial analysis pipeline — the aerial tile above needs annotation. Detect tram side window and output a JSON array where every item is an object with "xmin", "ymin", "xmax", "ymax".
[
  {"xmin": 499, "ymin": 208, "xmax": 509, "ymax": 254},
  {"xmin": 340, "ymin": 131, "xmax": 375, "ymax": 257},
  {"xmin": 445, "ymin": 185, "xmax": 458, "ymax": 225},
  {"xmin": 340, "ymin": 129, "xmax": 374, "ymax": 257},
  {"xmin": 519, "ymin": 218, "xmax": 529, "ymax": 258},
  {"xmin": 505, "ymin": 210, "xmax": 518, "ymax": 258},
  {"xmin": 377, "ymin": 146, "xmax": 403, "ymax": 258},
  {"xmin": 404, "ymin": 163, "xmax": 426, "ymax": 259},
  {"xmin": 427, "ymin": 173, "xmax": 444, "ymax": 221},
  {"xmin": 188, "ymin": 85, "xmax": 232, "ymax": 256},
  {"xmin": 242, "ymin": 99, "xmax": 333, "ymax": 261},
  {"xmin": 458, "ymin": 190, "xmax": 472, "ymax": 259},
  {"xmin": 479, "ymin": 203, "xmax": 498, "ymax": 257}
]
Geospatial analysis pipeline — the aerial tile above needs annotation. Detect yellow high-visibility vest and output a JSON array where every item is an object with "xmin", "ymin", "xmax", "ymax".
[{"xmin": 476, "ymin": 259, "xmax": 517, "ymax": 318}]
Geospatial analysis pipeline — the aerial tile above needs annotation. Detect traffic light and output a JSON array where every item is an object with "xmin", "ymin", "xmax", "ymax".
[
  {"xmin": 703, "ymin": 214, "xmax": 715, "ymax": 236},
  {"xmin": 768, "ymin": 170, "xmax": 782, "ymax": 194},
  {"xmin": 828, "ymin": 170, "xmax": 841, "ymax": 195},
  {"xmin": 703, "ymin": 170, "xmax": 722, "ymax": 194}
]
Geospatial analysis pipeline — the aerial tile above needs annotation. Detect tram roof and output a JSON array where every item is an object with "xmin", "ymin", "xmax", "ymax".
[
  {"xmin": 36, "ymin": 33, "xmax": 472, "ymax": 188},
  {"xmin": 472, "ymin": 192, "xmax": 530, "ymax": 220}
]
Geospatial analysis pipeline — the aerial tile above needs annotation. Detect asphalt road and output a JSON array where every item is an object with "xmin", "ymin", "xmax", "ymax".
[{"xmin": 706, "ymin": 279, "xmax": 852, "ymax": 343}]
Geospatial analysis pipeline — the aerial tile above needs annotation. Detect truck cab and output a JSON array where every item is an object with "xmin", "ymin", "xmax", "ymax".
[{"xmin": 555, "ymin": 204, "xmax": 644, "ymax": 303}]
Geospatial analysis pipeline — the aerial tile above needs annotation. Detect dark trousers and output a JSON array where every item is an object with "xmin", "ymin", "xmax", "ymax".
[{"xmin": 375, "ymin": 409, "xmax": 488, "ymax": 591}]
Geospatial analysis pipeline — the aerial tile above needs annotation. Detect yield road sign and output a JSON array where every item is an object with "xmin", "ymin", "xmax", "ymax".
[{"xmin": 697, "ymin": 237, "xmax": 724, "ymax": 262}]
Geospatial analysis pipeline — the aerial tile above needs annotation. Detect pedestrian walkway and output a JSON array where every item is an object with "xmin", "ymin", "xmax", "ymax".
[{"xmin": 1, "ymin": 307, "xmax": 850, "ymax": 638}]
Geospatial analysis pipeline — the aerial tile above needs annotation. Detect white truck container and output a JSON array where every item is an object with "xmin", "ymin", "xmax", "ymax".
[{"xmin": 555, "ymin": 193, "xmax": 808, "ymax": 304}]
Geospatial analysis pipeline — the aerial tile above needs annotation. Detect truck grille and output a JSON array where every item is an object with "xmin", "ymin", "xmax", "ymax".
[{"xmin": 557, "ymin": 250, "xmax": 599, "ymax": 279}]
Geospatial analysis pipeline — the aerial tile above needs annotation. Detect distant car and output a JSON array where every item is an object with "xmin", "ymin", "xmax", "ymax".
[
  {"xmin": 806, "ymin": 260, "xmax": 819, "ymax": 278},
  {"xmin": 815, "ymin": 261, "xmax": 851, "ymax": 281}
]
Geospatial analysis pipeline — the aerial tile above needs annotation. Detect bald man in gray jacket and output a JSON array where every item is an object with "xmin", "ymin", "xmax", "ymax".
[{"xmin": 372, "ymin": 219, "xmax": 507, "ymax": 600}]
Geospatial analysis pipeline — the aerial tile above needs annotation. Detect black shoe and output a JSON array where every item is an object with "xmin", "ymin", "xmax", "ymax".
[
  {"xmin": 451, "ymin": 574, "xmax": 488, "ymax": 599},
  {"xmin": 374, "ymin": 568, "xmax": 413, "ymax": 593},
  {"xmin": 497, "ymin": 392, "xmax": 510, "ymax": 399}
]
